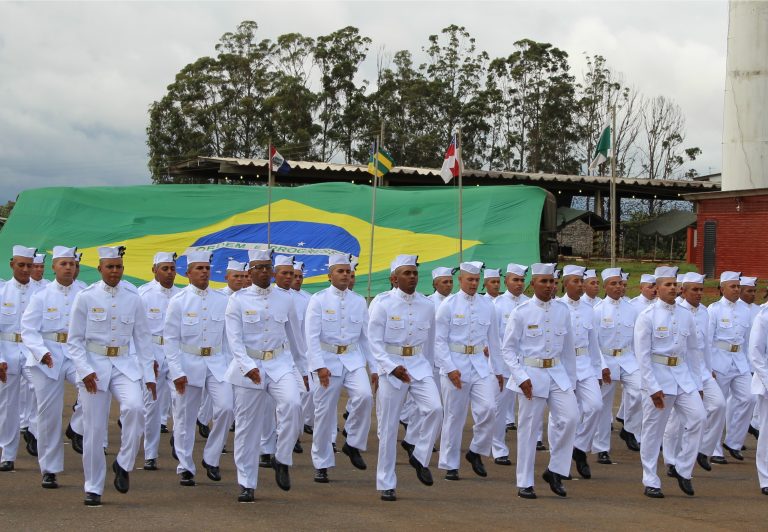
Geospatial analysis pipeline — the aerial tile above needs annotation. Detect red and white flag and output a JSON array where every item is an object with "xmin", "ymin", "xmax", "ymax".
[
  {"xmin": 269, "ymin": 144, "xmax": 291, "ymax": 174},
  {"xmin": 440, "ymin": 134, "xmax": 462, "ymax": 183}
]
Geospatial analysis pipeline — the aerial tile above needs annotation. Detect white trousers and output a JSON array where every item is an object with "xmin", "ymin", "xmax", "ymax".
[
  {"xmin": 593, "ymin": 368, "xmax": 642, "ymax": 453},
  {"xmin": 376, "ymin": 375, "xmax": 442, "ymax": 490},
  {"xmin": 492, "ymin": 384, "xmax": 515, "ymax": 458},
  {"xmin": 197, "ymin": 391, "xmax": 213, "ymax": 425},
  {"xmin": 0, "ymin": 371, "xmax": 22, "ymax": 462},
  {"xmin": 160, "ymin": 378, "xmax": 172, "ymax": 426},
  {"xmin": 572, "ymin": 378, "xmax": 603, "ymax": 452},
  {"xmin": 143, "ymin": 365, "xmax": 171, "ymax": 460},
  {"xmin": 516, "ymin": 379, "xmax": 578, "ymax": 488},
  {"xmin": 171, "ymin": 372, "xmax": 234, "ymax": 475},
  {"xmin": 663, "ymin": 378, "xmax": 725, "ymax": 464},
  {"xmin": 27, "ymin": 362, "xmax": 83, "ymax": 474},
  {"xmin": 403, "ymin": 368, "xmax": 441, "ymax": 446},
  {"xmin": 507, "ymin": 392, "xmax": 517, "ymax": 424},
  {"xmin": 756, "ymin": 394, "xmax": 768, "ymax": 489},
  {"xmin": 715, "ymin": 368, "xmax": 754, "ymax": 454},
  {"xmin": 311, "ymin": 367, "xmax": 372, "ymax": 469},
  {"xmin": 640, "ymin": 390, "xmax": 705, "ymax": 488},
  {"xmin": 80, "ymin": 367, "xmax": 144, "ymax": 495},
  {"xmin": 438, "ymin": 370, "xmax": 496, "ymax": 470},
  {"xmin": 302, "ymin": 386, "xmax": 315, "ymax": 428},
  {"xmin": 232, "ymin": 371, "xmax": 301, "ymax": 489},
  {"xmin": 19, "ymin": 368, "xmax": 37, "ymax": 434}
]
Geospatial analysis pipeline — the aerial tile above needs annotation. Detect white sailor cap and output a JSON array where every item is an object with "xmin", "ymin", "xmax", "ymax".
[
  {"xmin": 33, "ymin": 253, "xmax": 46, "ymax": 264},
  {"xmin": 554, "ymin": 269, "xmax": 562, "ymax": 279},
  {"xmin": 676, "ymin": 274, "xmax": 685, "ymax": 284},
  {"xmin": 226, "ymin": 259, "xmax": 248, "ymax": 272},
  {"xmin": 153, "ymin": 252, "xmax": 177, "ymax": 265},
  {"xmin": 75, "ymin": 252, "xmax": 83, "ymax": 263},
  {"xmin": 563, "ymin": 265, "xmax": 586, "ymax": 278},
  {"xmin": 328, "ymin": 254, "xmax": 351, "ymax": 269},
  {"xmin": 741, "ymin": 276, "xmax": 758, "ymax": 287},
  {"xmin": 483, "ymin": 268, "xmax": 500, "ymax": 280},
  {"xmin": 52, "ymin": 246, "xmax": 77, "ymax": 260},
  {"xmin": 506, "ymin": 263, "xmax": 528, "ymax": 277},
  {"xmin": 621, "ymin": 272, "xmax": 629, "ymax": 281},
  {"xmin": 293, "ymin": 261, "xmax": 305, "ymax": 272},
  {"xmin": 12, "ymin": 245, "xmax": 36, "ymax": 259},
  {"xmin": 584, "ymin": 269, "xmax": 597, "ymax": 280},
  {"xmin": 640, "ymin": 274, "xmax": 656, "ymax": 284},
  {"xmin": 390, "ymin": 254, "xmax": 418, "ymax": 273},
  {"xmin": 653, "ymin": 266, "xmax": 679, "ymax": 279},
  {"xmin": 97, "ymin": 246, "xmax": 126, "ymax": 260},
  {"xmin": 459, "ymin": 261, "xmax": 484, "ymax": 275},
  {"xmin": 185, "ymin": 250, "xmax": 212, "ymax": 264},
  {"xmin": 351, "ymin": 258, "xmax": 359, "ymax": 271},
  {"xmin": 530, "ymin": 263, "xmax": 556, "ymax": 276},
  {"xmin": 248, "ymin": 248, "xmax": 273, "ymax": 263},
  {"xmin": 601, "ymin": 268, "xmax": 622, "ymax": 281},
  {"xmin": 682, "ymin": 272, "xmax": 705, "ymax": 284},
  {"xmin": 274, "ymin": 255, "xmax": 295, "ymax": 268},
  {"xmin": 720, "ymin": 271, "xmax": 740, "ymax": 283},
  {"xmin": 432, "ymin": 267, "xmax": 453, "ymax": 280}
]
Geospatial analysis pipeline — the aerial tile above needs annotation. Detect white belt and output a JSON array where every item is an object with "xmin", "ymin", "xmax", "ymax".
[
  {"xmin": 181, "ymin": 343, "xmax": 220, "ymax": 357},
  {"xmin": 152, "ymin": 335, "xmax": 164, "ymax": 346},
  {"xmin": 320, "ymin": 342, "xmax": 357, "ymax": 355},
  {"xmin": 652, "ymin": 354, "xmax": 683, "ymax": 367},
  {"xmin": 715, "ymin": 340, "xmax": 741, "ymax": 353},
  {"xmin": 0, "ymin": 332, "xmax": 23, "ymax": 343},
  {"xmin": 384, "ymin": 344, "xmax": 423, "ymax": 357},
  {"xmin": 575, "ymin": 347, "xmax": 588, "ymax": 356},
  {"xmin": 86, "ymin": 341, "xmax": 127, "ymax": 357},
  {"xmin": 246, "ymin": 345, "xmax": 284, "ymax": 361},
  {"xmin": 449, "ymin": 343, "xmax": 483, "ymax": 355},
  {"xmin": 42, "ymin": 332, "xmax": 68, "ymax": 343},
  {"xmin": 523, "ymin": 356, "xmax": 559, "ymax": 368},
  {"xmin": 603, "ymin": 348, "xmax": 626, "ymax": 357}
]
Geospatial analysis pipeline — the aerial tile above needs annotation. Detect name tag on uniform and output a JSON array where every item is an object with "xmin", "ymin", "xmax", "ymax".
[
  {"xmin": 656, "ymin": 326, "xmax": 668, "ymax": 332},
  {"xmin": 527, "ymin": 324, "xmax": 538, "ymax": 330},
  {"xmin": 602, "ymin": 318, "xmax": 613, "ymax": 325},
  {"xmin": 390, "ymin": 316, "xmax": 402, "ymax": 321},
  {"xmin": 148, "ymin": 308, "xmax": 161, "ymax": 314},
  {"xmin": 245, "ymin": 310, "xmax": 258, "ymax": 316},
  {"xmin": 185, "ymin": 312, "xmax": 198, "ymax": 318},
  {"xmin": 2, "ymin": 302, "xmax": 14, "ymax": 308},
  {"xmin": 46, "ymin": 307, "xmax": 58, "ymax": 313},
  {"xmin": 91, "ymin": 307, "xmax": 104, "ymax": 313},
  {"xmin": 324, "ymin": 309, "xmax": 336, "ymax": 315},
  {"xmin": 720, "ymin": 318, "xmax": 730, "ymax": 324},
  {"xmin": 454, "ymin": 314, "xmax": 465, "ymax": 319}
]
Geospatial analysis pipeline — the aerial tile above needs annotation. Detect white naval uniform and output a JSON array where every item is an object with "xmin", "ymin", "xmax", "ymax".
[
  {"xmin": 491, "ymin": 291, "xmax": 528, "ymax": 458},
  {"xmin": 67, "ymin": 281, "xmax": 156, "ymax": 495},
  {"xmin": 21, "ymin": 281, "xmax": 50, "ymax": 431},
  {"xmin": 164, "ymin": 285, "xmax": 233, "ymax": 476},
  {"xmin": 21, "ymin": 280, "xmax": 85, "ymax": 475},
  {"xmin": 138, "ymin": 280, "xmax": 180, "ymax": 462},
  {"xmin": 559, "ymin": 295, "xmax": 603, "ymax": 455},
  {"xmin": 435, "ymin": 290, "xmax": 501, "ymax": 471},
  {"xmin": 708, "ymin": 296, "xmax": 754, "ymax": 456},
  {"xmin": 0, "ymin": 278, "xmax": 36, "ymax": 463},
  {"xmin": 635, "ymin": 299, "xmax": 705, "ymax": 488},
  {"xmin": 748, "ymin": 306, "xmax": 768, "ymax": 490},
  {"xmin": 581, "ymin": 294, "xmax": 602, "ymax": 308},
  {"xmin": 306, "ymin": 286, "xmax": 374, "ymax": 469},
  {"xmin": 368, "ymin": 288, "xmax": 443, "ymax": 491},
  {"xmin": 294, "ymin": 288, "xmax": 314, "ymax": 429},
  {"xmin": 224, "ymin": 285, "xmax": 306, "ymax": 490},
  {"xmin": 592, "ymin": 296, "xmax": 642, "ymax": 452},
  {"xmin": 503, "ymin": 295, "xmax": 578, "ymax": 488}
]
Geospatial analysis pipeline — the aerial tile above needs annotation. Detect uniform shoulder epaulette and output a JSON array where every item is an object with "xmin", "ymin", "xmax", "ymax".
[{"xmin": 119, "ymin": 280, "xmax": 138, "ymax": 293}]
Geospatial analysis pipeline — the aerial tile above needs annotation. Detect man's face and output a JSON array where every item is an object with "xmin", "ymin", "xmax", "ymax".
[
  {"xmin": 395, "ymin": 266, "xmax": 418, "ymax": 294},
  {"xmin": 349, "ymin": 270, "xmax": 356, "ymax": 289},
  {"xmin": 564, "ymin": 275, "xmax": 583, "ymax": 300},
  {"xmin": 483, "ymin": 277, "xmax": 500, "ymax": 297},
  {"xmin": 31, "ymin": 262, "xmax": 45, "ymax": 281},
  {"xmin": 10, "ymin": 256, "xmax": 33, "ymax": 284},
  {"xmin": 619, "ymin": 280, "xmax": 628, "ymax": 297},
  {"xmin": 604, "ymin": 277, "xmax": 623, "ymax": 300},
  {"xmin": 657, "ymin": 277, "xmax": 677, "ymax": 304},
  {"xmin": 153, "ymin": 262, "xmax": 177, "ymax": 288},
  {"xmin": 225, "ymin": 270, "xmax": 248, "ymax": 292},
  {"xmin": 292, "ymin": 269, "xmax": 304, "ymax": 290},
  {"xmin": 433, "ymin": 276, "xmax": 453, "ymax": 297},
  {"xmin": 531, "ymin": 275, "xmax": 554, "ymax": 300},
  {"xmin": 584, "ymin": 277, "xmax": 599, "ymax": 298},
  {"xmin": 74, "ymin": 261, "xmax": 80, "ymax": 279},
  {"xmin": 721, "ymin": 280, "xmax": 740, "ymax": 302},
  {"xmin": 98, "ymin": 258, "xmax": 124, "ymax": 287},
  {"xmin": 249, "ymin": 261, "xmax": 273, "ymax": 288},
  {"xmin": 52, "ymin": 258, "xmax": 76, "ymax": 285},
  {"xmin": 683, "ymin": 283, "xmax": 704, "ymax": 307},
  {"xmin": 274, "ymin": 266, "xmax": 294, "ymax": 289},
  {"xmin": 640, "ymin": 283, "xmax": 657, "ymax": 300},
  {"xmin": 460, "ymin": 272, "xmax": 480, "ymax": 296},
  {"xmin": 505, "ymin": 274, "xmax": 525, "ymax": 296},
  {"xmin": 328, "ymin": 265, "xmax": 351, "ymax": 291},
  {"xmin": 186, "ymin": 262, "xmax": 210, "ymax": 289},
  {"xmin": 740, "ymin": 285, "xmax": 757, "ymax": 305}
]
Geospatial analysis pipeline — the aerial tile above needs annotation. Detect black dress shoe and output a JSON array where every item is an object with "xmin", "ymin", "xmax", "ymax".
[
  {"xmin": 230, "ymin": 422, "xmax": 235, "ymax": 432},
  {"xmin": 536, "ymin": 441, "xmax": 547, "ymax": 451},
  {"xmin": 332, "ymin": 443, "xmax": 338, "ymax": 454},
  {"xmin": 669, "ymin": 466, "xmax": 694, "ymax": 496},
  {"xmin": 400, "ymin": 439, "xmax": 415, "ymax": 457},
  {"xmin": 143, "ymin": 458, "xmax": 157, "ymax": 471},
  {"xmin": 25, "ymin": 430, "xmax": 38, "ymax": 457},
  {"xmin": 494, "ymin": 456, "xmax": 512, "ymax": 466},
  {"xmin": 724, "ymin": 444, "xmax": 744, "ymax": 461},
  {"xmin": 615, "ymin": 416, "xmax": 624, "ymax": 424},
  {"xmin": 465, "ymin": 450, "xmax": 487, "ymax": 477},
  {"xmin": 22, "ymin": 427, "xmax": 31, "ymax": 443},
  {"xmin": 84, "ymin": 492, "xmax": 102, "ymax": 507},
  {"xmin": 444, "ymin": 469, "xmax": 459, "ymax": 481},
  {"xmin": 762, "ymin": 487, "xmax": 768, "ymax": 496},
  {"xmin": 619, "ymin": 428, "xmax": 640, "ymax": 452},
  {"xmin": 710, "ymin": 455, "xmax": 728, "ymax": 465},
  {"xmin": 408, "ymin": 454, "xmax": 434, "ymax": 485},
  {"xmin": 117, "ymin": 418, "xmax": 122, "ymax": 429},
  {"xmin": 160, "ymin": 424, "xmax": 169, "ymax": 434},
  {"xmin": 572, "ymin": 448, "xmax": 591, "ymax": 479},
  {"xmin": 644, "ymin": 486, "xmax": 664, "ymax": 498},
  {"xmin": 238, "ymin": 485, "xmax": 255, "ymax": 503},
  {"xmin": 42, "ymin": 473, "xmax": 58, "ymax": 489},
  {"xmin": 304, "ymin": 424, "xmax": 314, "ymax": 435},
  {"xmin": 272, "ymin": 457, "xmax": 291, "ymax": 491},
  {"xmin": 0, "ymin": 461, "xmax": 15, "ymax": 472},
  {"xmin": 314, "ymin": 468, "xmax": 329, "ymax": 483},
  {"xmin": 259, "ymin": 454, "xmax": 273, "ymax": 468},
  {"xmin": 196, "ymin": 419, "xmax": 210, "ymax": 439},
  {"xmin": 179, "ymin": 470, "xmax": 196, "ymax": 487},
  {"xmin": 66, "ymin": 423, "xmax": 83, "ymax": 454},
  {"xmin": 696, "ymin": 453, "xmax": 711, "ymax": 471},
  {"xmin": 542, "ymin": 468, "xmax": 566, "ymax": 497},
  {"xmin": 517, "ymin": 486, "xmax": 537, "ymax": 499},
  {"xmin": 170, "ymin": 436, "xmax": 178, "ymax": 461},
  {"xmin": 597, "ymin": 452, "xmax": 612, "ymax": 465},
  {"xmin": 506, "ymin": 422, "xmax": 517, "ymax": 431},
  {"xmin": 294, "ymin": 440, "xmax": 304, "ymax": 454},
  {"xmin": 221, "ymin": 446, "xmax": 228, "ymax": 454},
  {"xmin": 343, "ymin": 442, "xmax": 367, "ymax": 470},
  {"xmin": 202, "ymin": 460, "xmax": 221, "ymax": 481},
  {"xmin": 399, "ymin": 420, "xmax": 408, "ymax": 430},
  {"xmin": 749, "ymin": 424, "xmax": 760, "ymax": 440},
  {"xmin": 112, "ymin": 460, "xmax": 129, "ymax": 493},
  {"xmin": 380, "ymin": 488, "xmax": 396, "ymax": 501}
]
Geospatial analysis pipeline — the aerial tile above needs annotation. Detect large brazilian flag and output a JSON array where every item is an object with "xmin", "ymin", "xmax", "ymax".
[{"xmin": 0, "ymin": 183, "xmax": 546, "ymax": 295}]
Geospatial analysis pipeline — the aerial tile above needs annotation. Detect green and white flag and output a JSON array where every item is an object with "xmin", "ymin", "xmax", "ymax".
[{"xmin": 589, "ymin": 126, "xmax": 611, "ymax": 170}]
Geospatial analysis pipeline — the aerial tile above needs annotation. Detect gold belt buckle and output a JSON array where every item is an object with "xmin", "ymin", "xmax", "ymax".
[
  {"xmin": 157, "ymin": 336, "xmax": 164, "ymax": 345},
  {"xmin": 730, "ymin": 345, "xmax": 739, "ymax": 353},
  {"xmin": 612, "ymin": 349, "xmax": 622, "ymax": 356},
  {"xmin": 106, "ymin": 346, "xmax": 120, "ymax": 357},
  {"xmin": 401, "ymin": 346, "xmax": 414, "ymax": 357},
  {"xmin": 200, "ymin": 347, "xmax": 212, "ymax": 357},
  {"xmin": 464, "ymin": 345, "xmax": 475, "ymax": 355},
  {"xmin": 55, "ymin": 332, "xmax": 68, "ymax": 343},
  {"xmin": 336, "ymin": 345, "xmax": 348, "ymax": 354},
  {"xmin": 667, "ymin": 356, "xmax": 678, "ymax": 366},
  {"xmin": 262, "ymin": 350, "xmax": 275, "ymax": 361},
  {"xmin": 13, "ymin": 332, "xmax": 23, "ymax": 342},
  {"xmin": 542, "ymin": 358, "xmax": 554, "ymax": 368}
]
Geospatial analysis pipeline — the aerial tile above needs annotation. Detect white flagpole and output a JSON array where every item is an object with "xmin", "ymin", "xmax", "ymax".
[
  {"xmin": 457, "ymin": 127, "xmax": 464, "ymax": 262},
  {"xmin": 267, "ymin": 140, "xmax": 273, "ymax": 247},
  {"xmin": 366, "ymin": 136, "xmax": 380, "ymax": 300},
  {"xmin": 609, "ymin": 108, "xmax": 617, "ymax": 267}
]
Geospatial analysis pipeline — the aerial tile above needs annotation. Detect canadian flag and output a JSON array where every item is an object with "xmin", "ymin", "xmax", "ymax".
[{"xmin": 440, "ymin": 134, "xmax": 461, "ymax": 183}]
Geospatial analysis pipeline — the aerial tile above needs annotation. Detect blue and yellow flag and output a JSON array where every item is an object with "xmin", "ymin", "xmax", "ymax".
[{"xmin": 368, "ymin": 146, "xmax": 395, "ymax": 176}]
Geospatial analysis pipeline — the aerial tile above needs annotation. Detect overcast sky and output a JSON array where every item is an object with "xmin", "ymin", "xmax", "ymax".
[{"xmin": 0, "ymin": 0, "xmax": 728, "ymax": 204}]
